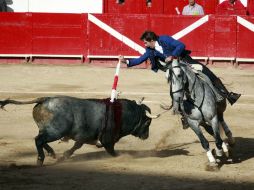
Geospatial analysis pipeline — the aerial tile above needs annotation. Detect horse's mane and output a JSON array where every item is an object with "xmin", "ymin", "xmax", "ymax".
[
  {"xmin": 179, "ymin": 62, "xmax": 194, "ymax": 75},
  {"xmin": 179, "ymin": 62, "xmax": 205, "ymax": 84}
]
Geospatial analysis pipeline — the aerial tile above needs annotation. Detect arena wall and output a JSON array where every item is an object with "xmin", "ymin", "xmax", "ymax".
[{"xmin": 0, "ymin": 0, "xmax": 253, "ymax": 65}]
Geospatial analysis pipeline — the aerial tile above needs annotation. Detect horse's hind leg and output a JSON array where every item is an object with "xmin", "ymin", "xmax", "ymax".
[
  {"xmin": 210, "ymin": 116, "xmax": 228, "ymax": 158},
  {"xmin": 217, "ymin": 109, "xmax": 235, "ymax": 145},
  {"xmin": 220, "ymin": 121, "xmax": 235, "ymax": 146}
]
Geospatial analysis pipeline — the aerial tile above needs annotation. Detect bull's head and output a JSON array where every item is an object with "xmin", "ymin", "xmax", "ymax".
[
  {"xmin": 132, "ymin": 101, "xmax": 159, "ymax": 140},
  {"xmin": 137, "ymin": 97, "xmax": 161, "ymax": 119}
]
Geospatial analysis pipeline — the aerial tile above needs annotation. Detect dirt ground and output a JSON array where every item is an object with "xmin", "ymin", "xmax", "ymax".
[{"xmin": 0, "ymin": 63, "xmax": 253, "ymax": 190}]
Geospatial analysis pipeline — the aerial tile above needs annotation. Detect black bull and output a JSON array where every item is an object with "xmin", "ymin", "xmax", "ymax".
[{"xmin": 0, "ymin": 96, "xmax": 158, "ymax": 165}]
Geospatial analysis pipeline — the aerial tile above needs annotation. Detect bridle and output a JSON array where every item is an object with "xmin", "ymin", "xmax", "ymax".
[{"xmin": 170, "ymin": 65, "xmax": 186, "ymax": 96}]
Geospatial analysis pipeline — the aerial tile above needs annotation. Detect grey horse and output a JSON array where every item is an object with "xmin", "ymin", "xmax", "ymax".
[{"xmin": 166, "ymin": 59, "xmax": 234, "ymax": 168}]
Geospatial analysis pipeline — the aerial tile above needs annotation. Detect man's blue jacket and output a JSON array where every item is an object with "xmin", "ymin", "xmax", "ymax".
[{"xmin": 128, "ymin": 35, "xmax": 186, "ymax": 72}]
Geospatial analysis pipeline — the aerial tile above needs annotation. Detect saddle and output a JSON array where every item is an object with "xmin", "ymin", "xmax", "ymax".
[{"xmin": 196, "ymin": 71, "xmax": 224, "ymax": 102}]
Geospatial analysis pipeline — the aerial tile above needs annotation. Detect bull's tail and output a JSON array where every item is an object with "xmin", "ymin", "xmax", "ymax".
[{"xmin": 0, "ymin": 97, "xmax": 48, "ymax": 110}]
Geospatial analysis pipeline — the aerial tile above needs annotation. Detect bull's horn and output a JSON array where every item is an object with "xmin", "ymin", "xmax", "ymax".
[
  {"xmin": 136, "ymin": 97, "xmax": 145, "ymax": 105},
  {"xmin": 145, "ymin": 110, "xmax": 160, "ymax": 119}
]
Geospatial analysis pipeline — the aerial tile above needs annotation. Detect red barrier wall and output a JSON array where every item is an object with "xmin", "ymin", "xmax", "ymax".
[
  {"xmin": 0, "ymin": 13, "xmax": 254, "ymax": 64},
  {"xmin": 87, "ymin": 14, "xmax": 254, "ymax": 61},
  {"xmin": 88, "ymin": 14, "xmax": 148, "ymax": 56},
  {"xmin": 248, "ymin": 0, "xmax": 254, "ymax": 15},
  {"xmin": 211, "ymin": 15, "xmax": 237, "ymax": 57},
  {"xmin": 0, "ymin": 13, "xmax": 32, "ymax": 54},
  {"xmin": 149, "ymin": 15, "xmax": 210, "ymax": 56},
  {"xmin": 237, "ymin": 16, "xmax": 254, "ymax": 58},
  {"xmin": 32, "ymin": 13, "xmax": 85, "ymax": 55}
]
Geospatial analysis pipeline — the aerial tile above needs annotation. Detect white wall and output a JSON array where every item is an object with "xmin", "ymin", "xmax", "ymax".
[
  {"xmin": 6, "ymin": 0, "xmax": 28, "ymax": 12},
  {"xmin": 7, "ymin": 0, "xmax": 103, "ymax": 13},
  {"xmin": 219, "ymin": 0, "xmax": 247, "ymax": 7}
]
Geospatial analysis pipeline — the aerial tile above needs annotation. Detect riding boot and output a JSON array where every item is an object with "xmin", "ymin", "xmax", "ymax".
[{"xmin": 213, "ymin": 79, "xmax": 241, "ymax": 105}]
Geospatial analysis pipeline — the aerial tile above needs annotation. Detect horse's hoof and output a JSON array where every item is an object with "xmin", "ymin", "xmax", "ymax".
[
  {"xmin": 224, "ymin": 151, "xmax": 229, "ymax": 158},
  {"xmin": 205, "ymin": 162, "xmax": 220, "ymax": 172}
]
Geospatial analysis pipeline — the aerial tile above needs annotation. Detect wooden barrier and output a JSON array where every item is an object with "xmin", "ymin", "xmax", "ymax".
[{"xmin": 0, "ymin": 13, "xmax": 253, "ymax": 65}]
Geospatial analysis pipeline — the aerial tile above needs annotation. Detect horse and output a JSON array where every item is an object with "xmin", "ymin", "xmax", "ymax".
[{"xmin": 165, "ymin": 59, "xmax": 234, "ymax": 169}]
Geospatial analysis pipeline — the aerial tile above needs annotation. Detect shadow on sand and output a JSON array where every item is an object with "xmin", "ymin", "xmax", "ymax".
[
  {"xmin": 68, "ymin": 147, "xmax": 190, "ymax": 162},
  {"xmin": 225, "ymin": 137, "xmax": 254, "ymax": 162},
  {"xmin": 2, "ymin": 137, "xmax": 254, "ymax": 169}
]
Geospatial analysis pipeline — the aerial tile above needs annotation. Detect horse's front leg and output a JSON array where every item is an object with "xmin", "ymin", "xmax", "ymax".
[{"xmin": 188, "ymin": 119, "xmax": 218, "ymax": 169}]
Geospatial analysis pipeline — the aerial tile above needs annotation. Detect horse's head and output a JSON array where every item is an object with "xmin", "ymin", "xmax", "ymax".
[{"xmin": 170, "ymin": 59, "xmax": 187, "ymax": 114}]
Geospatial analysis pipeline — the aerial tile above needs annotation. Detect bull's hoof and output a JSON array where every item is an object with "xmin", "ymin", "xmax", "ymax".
[
  {"xmin": 57, "ymin": 156, "xmax": 65, "ymax": 163},
  {"xmin": 96, "ymin": 141, "xmax": 103, "ymax": 148},
  {"xmin": 105, "ymin": 149, "xmax": 117, "ymax": 157},
  {"xmin": 63, "ymin": 150, "xmax": 72, "ymax": 159},
  {"xmin": 36, "ymin": 159, "xmax": 44, "ymax": 166},
  {"xmin": 48, "ymin": 152, "xmax": 56, "ymax": 159},
  {"xmin": 205, "ymin": 162, "xmax": 220, "ymax": 172},
  {"xmin": 107, "ymin": 151, "xmax": 117, "ymax": 157}
]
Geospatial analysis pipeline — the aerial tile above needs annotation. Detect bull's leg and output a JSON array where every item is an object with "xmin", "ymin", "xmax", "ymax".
[
  {"xmin": 35, "ymin": 134, "xmax": 46, "ymax": 166},
  {"xmin": 63, "ymin": 140, "xmax": 84, "ymax": 159},
  {"xmin": 43, "ymin": 144, "xmax": 56, "ymax": 159},
  {"xmin": 35, "ymin": 129, "xmax": 62, "ymax": 166},
  {"xmin": 104, "ymin": 144, "xmax": 117, "ymax": 156}
]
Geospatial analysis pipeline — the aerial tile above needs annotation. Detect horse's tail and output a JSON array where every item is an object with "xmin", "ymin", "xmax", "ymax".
[{"xmin": 0, "ymin": 97, "xmax": 48, "ymax": 110}]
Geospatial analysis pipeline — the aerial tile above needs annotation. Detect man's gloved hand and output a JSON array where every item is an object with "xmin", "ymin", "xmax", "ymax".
[
  {"xmin": 119, "ymin": 55, "xmax": 128, "ymax": 64},
  {"xmin": 165, "ymin": 56, "xmax": 173, "ymax": 63}
]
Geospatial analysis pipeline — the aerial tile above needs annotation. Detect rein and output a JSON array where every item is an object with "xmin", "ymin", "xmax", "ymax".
[
  {"xmin": 189, "ymin": 74, "xmax": 197, "ymax": 98},
  {"xmin": 171, "ymin": 63, "xmax": 207, "ymax": 119},
  {"xmin": 171, "ymin": 65, "xmax": 185, "ymax": 94},
  {"xmin": 183, "ymin": 67, "xmax": 206, "ymax": 120}
]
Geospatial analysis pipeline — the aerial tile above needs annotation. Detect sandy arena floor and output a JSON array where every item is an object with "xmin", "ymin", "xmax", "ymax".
[{"xmin": 0, "ymin": 63, "xmax": 253, "ymax": 190}]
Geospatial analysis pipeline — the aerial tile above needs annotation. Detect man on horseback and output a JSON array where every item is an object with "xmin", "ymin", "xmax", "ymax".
[{"xmin": 119, "ymin": 30, "xmax": 241, "ymax": 127}]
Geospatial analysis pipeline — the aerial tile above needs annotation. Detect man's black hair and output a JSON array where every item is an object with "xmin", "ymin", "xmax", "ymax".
[{"xmin": 140, "ymin": 31, "xmax": 158, "ymax": 41}]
